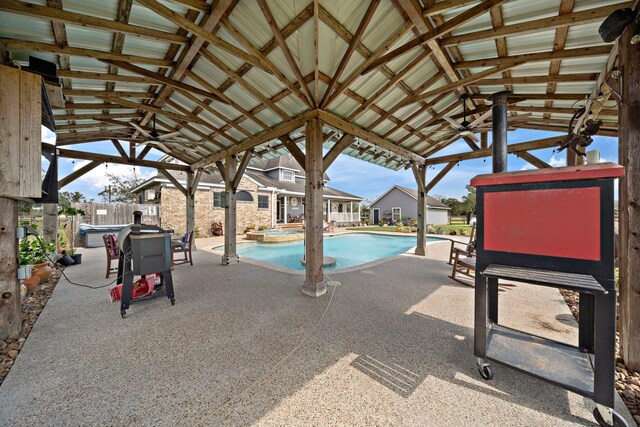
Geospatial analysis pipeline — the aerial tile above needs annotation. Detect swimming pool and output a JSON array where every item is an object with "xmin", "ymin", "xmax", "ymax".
[{"xmin": 230, "ymin": 233, "xmax": 443, "ymax": 271}]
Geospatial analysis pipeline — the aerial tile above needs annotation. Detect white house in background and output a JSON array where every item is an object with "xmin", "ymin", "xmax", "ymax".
[{"xmin": 369, "ymin": 185, "xmax": 451, "ymax": 226}]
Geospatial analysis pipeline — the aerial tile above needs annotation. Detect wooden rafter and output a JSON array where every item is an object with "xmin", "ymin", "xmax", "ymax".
[
  {"xmin": 1, "ymin": 0, "xmax": 187, "ymax": 44},
  {"xmin": 257, "ymin": 0, "xmax": 315, "ymax": 107},
  {"xmin": 0, "ymin": 38, "xmax": 173, "ymax": 66},
  {"xmin": 365, "ymin": 0, "xmax": 508, "ymax": 74},
  {"xmin": 59, "ymin": 160, "xmax": 102, "ymax": 188},
  {"xmin": 320, "ymin": 0, "xmax": 381, "ymax": 108},
  {"xmin": 425, "ymin": 136, "xmax": 566, "ymax": 165}
]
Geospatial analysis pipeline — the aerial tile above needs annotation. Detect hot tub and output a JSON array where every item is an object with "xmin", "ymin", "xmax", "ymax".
[{"xmin": 245, "ymin": 229, "xmax": 305, "ymax": 243}]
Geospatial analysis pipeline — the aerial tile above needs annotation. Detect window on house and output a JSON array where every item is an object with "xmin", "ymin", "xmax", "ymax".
[
  {"xmin": 213, "ymin": 192, "xmax": 222, "ymax": 208},
  {"xmin": 258, "ymin": 195, "xmax": 269, "ymax": 209},
  {"xmin": 237, "ymin": 190, "xmax": 253, "ymax": 202},
  {"xmin": 337, "ymin": 203, "xmax": 343, "ymax": 213},
  {"xmin": 392, "ymin": 207, "xmax": 401, "ymax": 221},
  {"xmin": 281, "ymin": 170, "xmax": 295, "ymax": 181}
]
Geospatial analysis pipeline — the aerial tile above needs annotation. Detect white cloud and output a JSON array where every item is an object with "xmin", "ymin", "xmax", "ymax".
[
  {"xmin": 71, "ymin": 161, "xmax": 155, "ymax": 191},
  {"xmin": 42, "ymin": 126, "xmax": 56, "ymax": 145},
  {"xmin": 548, "ymin": 154, "xmax": 566, "ymax": 167},
  {"xmin": 520, "ymin": 163, "xmax": 536, "ymax": 171}
]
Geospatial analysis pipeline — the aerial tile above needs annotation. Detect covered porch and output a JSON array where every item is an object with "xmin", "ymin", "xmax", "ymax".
[{"xmin": 276, "ymin": 194, "xmax": 362, "ymax": 225}]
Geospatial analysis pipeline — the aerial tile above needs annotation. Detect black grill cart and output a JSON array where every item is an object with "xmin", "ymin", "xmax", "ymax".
[
  {"xmin": 116, "ymin": 213, "xmax": 175, "ymax": 318},
  {"xmin": 471, "ymin": 163, "xmax": 626, "ymax": 426}
]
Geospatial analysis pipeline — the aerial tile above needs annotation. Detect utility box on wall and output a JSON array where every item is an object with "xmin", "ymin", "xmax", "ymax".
[{"xmin": 0, "ymin": 65, "xmax": 42, "ymax": 199}]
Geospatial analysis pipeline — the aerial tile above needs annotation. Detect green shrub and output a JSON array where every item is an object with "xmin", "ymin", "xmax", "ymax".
[{"xmin": 258, "ymin": 225, "xmax": 269, "ymax": 231}]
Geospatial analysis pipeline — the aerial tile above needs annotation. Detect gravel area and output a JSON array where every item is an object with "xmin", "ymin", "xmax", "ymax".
[
  {"xmin": 0, "ymin": 268, "xmax": 63, "ymax": 387},
  {"xmin": 560, "ymin": 289, "xmax": 640, "ymax": 426}
]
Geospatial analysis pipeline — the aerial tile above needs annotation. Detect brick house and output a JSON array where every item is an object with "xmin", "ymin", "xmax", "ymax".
[{"xmin": 132, "ymin": 154, "xmax": 363, "ymax": 237}]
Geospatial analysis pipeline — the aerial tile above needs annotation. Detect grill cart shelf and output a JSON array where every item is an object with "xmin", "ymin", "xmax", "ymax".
[{"xmin": 470, "ymin": 163, "xmax": 626, "ymax": 427}]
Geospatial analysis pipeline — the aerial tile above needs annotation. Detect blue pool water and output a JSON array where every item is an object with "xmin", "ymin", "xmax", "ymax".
[{"xmin": 233, "ymin": 233, "xmax": 442, "ymax": 271}]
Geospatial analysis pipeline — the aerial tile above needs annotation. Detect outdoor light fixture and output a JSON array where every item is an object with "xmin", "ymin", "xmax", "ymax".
[{"xmin": 599, "ymin": 8, "xmax": 636, "ymax": 43}]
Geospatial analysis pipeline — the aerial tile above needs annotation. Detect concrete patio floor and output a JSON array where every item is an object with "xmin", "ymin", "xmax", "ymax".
[{"xmin": 0, "ymin": 236, "xmax": 632, "ymax": 426}]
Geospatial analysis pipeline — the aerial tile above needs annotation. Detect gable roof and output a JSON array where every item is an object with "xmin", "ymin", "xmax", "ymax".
[{"xmin": 371, "ymin": 185, "xmax": 450, "ymax": 209}]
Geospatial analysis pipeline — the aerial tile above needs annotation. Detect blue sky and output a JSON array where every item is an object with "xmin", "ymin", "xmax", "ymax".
[{"xmin": 51, "ymin": 128, "xmax": 619, "ymax": 203}]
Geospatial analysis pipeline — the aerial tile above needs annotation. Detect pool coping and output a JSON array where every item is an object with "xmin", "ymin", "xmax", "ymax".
[{"xmin": 209, "ymin": 231, "xmax": 450, "ymax": 275}]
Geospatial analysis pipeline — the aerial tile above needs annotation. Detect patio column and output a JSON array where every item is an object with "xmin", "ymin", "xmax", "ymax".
[
  {"xmin": 619, "ymin": 20, "xmax": 640, "ymax": 371},
  {"xmin": 222, "ymin": 155, "xmax": 238, "ymax": 265},
  {"xmin": 413, "ymin": 163, "xmax": 427, "ymax": 256},
  {"xmin": 0, "ymin": 198, "xmax": 21, "ymax": 339},
  {"xmin": 327, "ymin": 199, "xmax": 331, "ymax": 222},
  {"xmin": 284, "ymin": 196, "xmax": 288, "ymax": 224},
  {"xmin": 186, "ymin": 171, "xmax": 195, "ymax": 233},
  {"xmin": 42, "ymin": 203, "xmax": 58, "ymax": 243},
  {"xmin": 357, "ymin": 202, "xmax": 360, "ymax": 222},
  {"xmin": 302, "ymin": 118, "xmax": 326, "ymax": 297}
]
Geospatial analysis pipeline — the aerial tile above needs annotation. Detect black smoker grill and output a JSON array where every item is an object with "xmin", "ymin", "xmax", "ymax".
[
  {"xmin": 471, "ymin": 163, "xmax": 626, "ymax": 427},
  {"xmin": 116, "ymin": 211, "xmax": 175, "ymax": 317}
]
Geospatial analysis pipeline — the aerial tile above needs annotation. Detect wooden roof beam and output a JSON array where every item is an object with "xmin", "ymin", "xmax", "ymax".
[
  {"xmin": 318, "ymin": 110, "xmax": 424, "ymax": 164},
  {"xmin": 365, "ymin": 0, "xmax": 508, "ymax": 74},
  {"xmin": 191, "ymin": 110, "xmax": 315, "ymax": 169},
  {"xmin": 100, "ymin": 60, "xmax": 227, "ymax": 103},
  {"xmin": 0, "ymin": 38, "xmax": 173, "ymax": 66},
  {"xmin": 257, "ymin": 0, "xmax": 315, "ymax": 107},
  {"xmin": 454, "ymin": 45, "xmax": 612, "ymax": 69},
  {"xmin": 441, "ymin": 2, "xmax": 631, "ymax": 46},
  {"xmin": 425, "ymin": 135, "xmax": 566, "ymax": 164},
  {"xmin": 320, "ymin": 0, "xmax": 381, "ymax": 108},
  {"xmin": 1, "ymin": 0, "xmax": 188, "ymax": 44}
]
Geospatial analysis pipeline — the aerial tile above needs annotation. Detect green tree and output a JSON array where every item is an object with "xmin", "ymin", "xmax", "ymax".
[
  {"xmin": 98, "ymin": 171, "xmax": 144, "ymax": 203},
  {"xmin": 58, "ymin": 191, "xmax": 86, "ymax": 208},
  {"xmin": 460, "ymin": 184, "xmax": 477, "ymax": 221}
]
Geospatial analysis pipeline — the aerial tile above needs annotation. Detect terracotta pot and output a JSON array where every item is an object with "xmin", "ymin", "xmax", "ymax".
[
  {"xmin": 33, "ymin": 262, "xmax": 53, "ymax": 282},
  {"xmin": 23, "ymin": 273, "xmax": 41, "ymax": 295}
]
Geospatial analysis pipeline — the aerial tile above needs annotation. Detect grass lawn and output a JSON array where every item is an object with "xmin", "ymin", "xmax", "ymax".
[{"xmin": 347, "ymin": 224, "xmax": 473, "ymax": 235}]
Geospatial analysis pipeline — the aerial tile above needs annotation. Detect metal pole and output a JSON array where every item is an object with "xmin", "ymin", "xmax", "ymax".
[
  {"xmin": 486, "ymin": 90, "xmax": 511, "ymax": 324},
  {"xmin": 489, "ymin": 90, "xmax": 510, "ymax": 174}
]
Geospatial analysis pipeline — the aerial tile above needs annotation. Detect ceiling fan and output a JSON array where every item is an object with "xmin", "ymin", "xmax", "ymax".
[
  {"xmin": 432, "ymin": 94, "xmax": 531, "ymax": 142},
  {"xmin": 129, "ymin": 114, "xmax": 189, "ymax": 151}
]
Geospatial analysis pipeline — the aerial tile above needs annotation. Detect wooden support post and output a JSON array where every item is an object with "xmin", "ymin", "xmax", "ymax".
[
  {"xmin": 302, "ymin": 118, "xmax": 326, "ymax": 297},
  {"xmin": 186, "ymin": 171, "xmax": 195, "ymax": 234},
  {"xmin": 619, "ymin": 17, "xmax": 640, "ymax": 371},
  {"xmin": 42, "ymin": 204, "xmax": 58, "ymax": 243},
  {"xmin": 412, "ymin": 163, "xmax": 427, "ymax": 256},
  {"xmin": 0, "ymin": 198, "xmax": 20, "ymax": 339},
  {"xmin": 222, "ymin": 155, "xmax": 239, "ymax": 265}
]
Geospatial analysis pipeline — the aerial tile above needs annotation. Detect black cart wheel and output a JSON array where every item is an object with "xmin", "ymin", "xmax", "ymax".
[
  {"xmin": 593, "ymin": 408, "xmax": 628, "ymax": 427},
  {"xmin": 478, "ymin": 364, "xmax": 494, "ymax": 380},
  {"xmin": 171, "ymin": 298, "xmax": 176, "ymax": 305},
  {"xmin": 121, "ymin": 309, "xmax": 126, "ymax": 318}
]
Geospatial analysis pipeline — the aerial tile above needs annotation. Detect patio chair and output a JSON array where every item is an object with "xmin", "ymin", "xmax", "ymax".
[
  {"xmin": 102, "ymin": 234, "xmax": 119, "ymax": 278},
  {"xmin": 449, "ymin": 247, "xmax": 477, "ymax": 287},
  {"xmin": 171, "ymin": 231, "xmax": 193, "ymax": 267},
  {"xmin": 447, "ymin": 223, "xmax": 476, "ymax": 265}
]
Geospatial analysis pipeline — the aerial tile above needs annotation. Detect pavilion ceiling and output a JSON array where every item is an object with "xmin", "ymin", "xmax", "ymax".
[{"xmin": 0, "ymin": 0, "xmax": 623, "ymax": 171}]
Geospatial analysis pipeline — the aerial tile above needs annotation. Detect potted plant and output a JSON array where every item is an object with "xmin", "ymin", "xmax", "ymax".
[
  {"xmin": 19, "ymin": 235, "xmax": 58, "ymax": 293},
  {"xmin": 211, "ymin": 221, "xmax": 223, "ymax": 236},
  {"xmin": 58, "ymin": 207, "xmax": 85, "ymax": 264}
]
